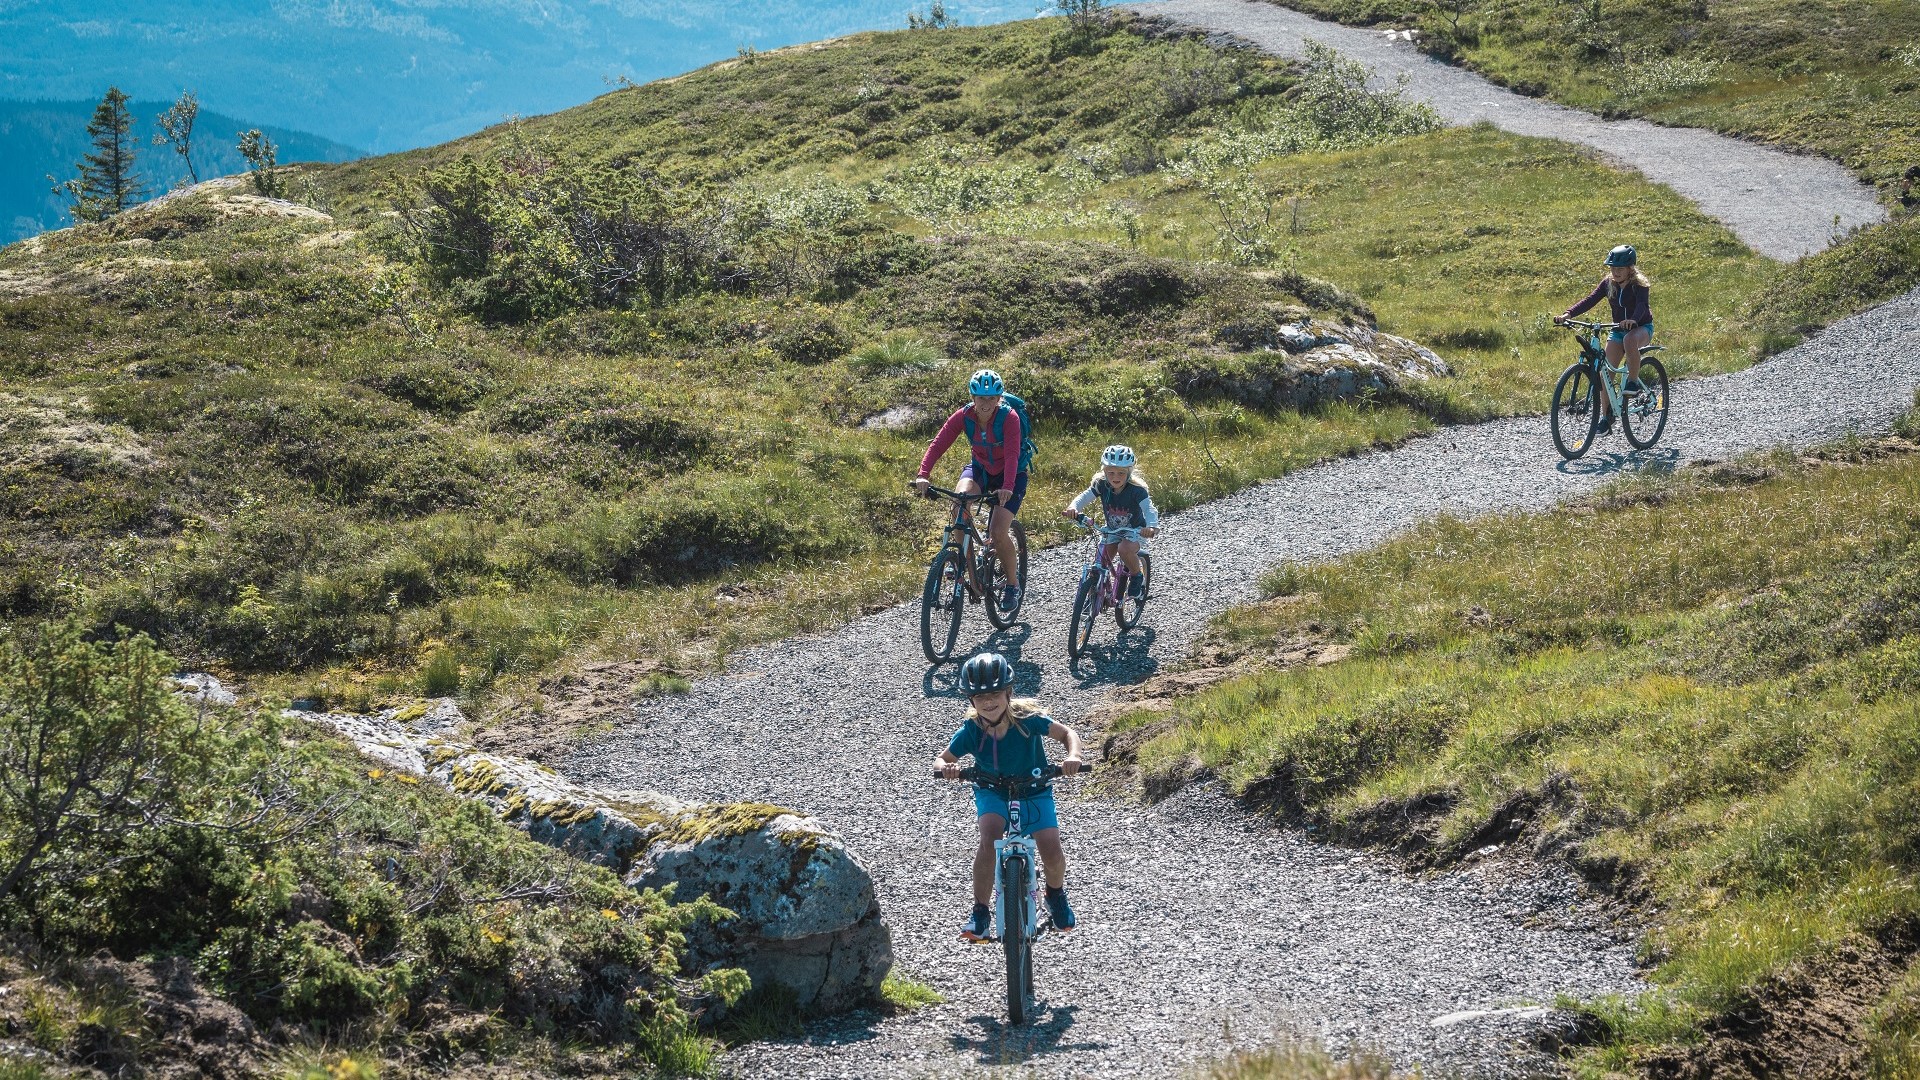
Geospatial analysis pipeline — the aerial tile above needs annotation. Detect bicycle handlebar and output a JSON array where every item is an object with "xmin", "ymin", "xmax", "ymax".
[
  {"xmin": 1559, "ymin": 317, "xmax": 1619, "ymax": 333},
  {"xmin": 915, "ymin": 483, "xmax": 999, "ymax": 505},
  {"xmin": 1072, "ymin": 515, "xmax": 1142, "ymax": 538},
  {"xmin": 933, "ymin": 764, "xmax": 1092, "ymax": 789}
]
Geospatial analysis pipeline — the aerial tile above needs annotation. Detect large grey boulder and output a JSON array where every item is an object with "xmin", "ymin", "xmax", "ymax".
[
  {"xmin": 254, "ymin": 688, "xmax": 893, "ymax": 1014},
  {"xmin": 632, "ymin": 809, "xmax": 891, "ymax": 1014}
]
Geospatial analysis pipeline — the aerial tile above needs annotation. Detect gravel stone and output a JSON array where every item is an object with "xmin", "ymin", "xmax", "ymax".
[
  {"xmin": 1127, "ymin": 0, "xmax": 1886, "ymax": 260},
  {"xmin": 568, "ymin": 290, "xmax": 1920, "ymax": 1077}
]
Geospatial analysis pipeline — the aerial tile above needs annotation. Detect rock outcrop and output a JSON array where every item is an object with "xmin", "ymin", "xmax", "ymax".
[{"xmin": 286, "ymin": 694, "xmax": 890, "ymax": 1015}]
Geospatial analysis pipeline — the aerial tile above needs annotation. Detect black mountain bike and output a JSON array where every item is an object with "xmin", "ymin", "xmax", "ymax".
[
  {"xmin": 1550, "ymin": 318, "xmax": 1670, "ymax": 460},
  {"xmin": 916, "ymin": 484, "xmax": 1028, "ymax": 663},
  {"xmin": 934, "ymin": 763, "xmax": 1086, "ymax": 1024}
]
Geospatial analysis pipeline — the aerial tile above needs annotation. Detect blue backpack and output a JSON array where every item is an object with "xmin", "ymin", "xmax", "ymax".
[{"xmin": 962, "ymin": 394, "xmax": 1037, "ymax": 475}]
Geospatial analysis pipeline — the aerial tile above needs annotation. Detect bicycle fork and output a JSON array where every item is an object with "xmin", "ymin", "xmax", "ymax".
[{"xmin": 994, "ymin": 803, "xmax": 1042, "ymax": 942}]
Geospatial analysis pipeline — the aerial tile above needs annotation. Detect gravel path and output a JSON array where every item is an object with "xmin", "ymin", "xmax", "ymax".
[
  {"xmin": 1127, "ymin": 0, "xmax": 1886, "ymax": 260},
  {"xmin": 569, "ymin": 288, "xmax": 1920, "ymax": 1078}
]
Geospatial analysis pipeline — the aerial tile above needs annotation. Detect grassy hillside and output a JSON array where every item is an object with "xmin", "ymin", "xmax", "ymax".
[
  {"xmin": 1105, "ymin": 404, "xmax": 1920, "ymax": 1075},
  {"xmin": 1253, "ymin": 0, "xmax": 1920, "ymax": 331},
  {"xmin": 0, "ymin": 14, "xmax": 1774, "ymax": 731}
]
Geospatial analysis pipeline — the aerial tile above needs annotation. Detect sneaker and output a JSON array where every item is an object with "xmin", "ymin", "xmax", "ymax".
[
  {"xmin": 1623, "ymin": 379, "xmax": 1645, "ymax": 396},
  {"xmin": 960, "ymin": 902, "xmax": 992, "ymax": 942},
  {"xmin": 1598, "ymin": 415, "xmax": 1616, "ymax": 436},
  {"xmin": 1127, "ymin": 574, "xmax": 1144, "ymax": 600},
  {"xmin": 1044, "ymin": 887, "xmax": 1076, "ymax": 932},
  {"xmin": 999, "ymin": 585, "xmax": 1023, "ymax": 611}
]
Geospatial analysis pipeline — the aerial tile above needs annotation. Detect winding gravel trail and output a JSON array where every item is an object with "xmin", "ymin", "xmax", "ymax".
[
  {"xmin": 571, "ymin": 289, "xmax": 1920, "ymax": 1077},
  {"xmin": 1128, "ymin": 0, "xmax": 1885, "ymax": 260}
]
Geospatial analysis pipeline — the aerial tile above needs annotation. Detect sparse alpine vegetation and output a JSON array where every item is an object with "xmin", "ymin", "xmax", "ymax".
[
  {"xmin": 0, "ymin": 14, "xmax": 1779, "ymax": 730},
  {"xmin": 1254, "ymin": 0, "xmax": 1920, "ymax": 344},
  {"xmin": 1104, "ymin": 410, "xmax": 1920, "ymax": 1075}
]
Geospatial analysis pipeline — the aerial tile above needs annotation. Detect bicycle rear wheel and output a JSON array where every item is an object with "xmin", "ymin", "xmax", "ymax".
[
  {"xmin": 983, "ymin": 521, "xmax": 1029, "ymax": 630},
  {"xmin": 920, "ymin": 549, "xmax": 964, "ymax": 664},
  {"xmin": 1067, "ymin": 572, "xmax": 1100, "ymax": 660},
  {"xmin": 1001, "ymin": 856, "xmax": 1033, "ymax": 1025},
  {"xmin": 1115, "ymin": 553, "xmax": 1152, "ymax": 630},
  {"xmin": 1622, "ymin": 358, "xmax": 1669, "ymax": 450},
  {"xmin": 1550, "ymin": 363, "xmax": 1598, "ymax": 460}
]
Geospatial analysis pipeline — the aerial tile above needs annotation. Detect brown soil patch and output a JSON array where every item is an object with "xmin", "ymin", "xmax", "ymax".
[
  {"xmin": 478, "ymin": 658, "xmax": 688, "ymax": 763},
  {"xmin": 1641, "ymin": 931, "xmax": 1917, "ymax": 1080}
]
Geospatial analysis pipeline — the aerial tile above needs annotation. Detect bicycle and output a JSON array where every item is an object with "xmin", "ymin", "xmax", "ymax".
[
  {"xmin": 1066, "ymin": 516, "xmax": 1152, "ymax": 661},
  {"xmin": 1550, "ymin": 318, "xmax": 1670, "ymax": 460},
  {"xmin": 916, "ymin": 484, "xmax": 1030, "ymax": 663},
  {"xmin": 933, "ymin": 763, "xmax": 1087, "ymax": 1025}
]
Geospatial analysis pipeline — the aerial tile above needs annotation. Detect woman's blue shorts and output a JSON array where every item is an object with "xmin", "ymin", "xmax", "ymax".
[
  {"xmin": 973, "ymin": 786, "xmax": 1059, "ymax": 832},
  {"xmin": 1608, "ymin": 321, "xmax": 1652, "ymax": 343}
]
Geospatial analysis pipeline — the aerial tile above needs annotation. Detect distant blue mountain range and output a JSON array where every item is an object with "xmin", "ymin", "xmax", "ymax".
[
  {"xmin": 1, "ymin": 1, "xmax": 1044, "ymax": 153},
  {"xmin": 3, "ymin": 100, "xmax": 362, "ymax": 243},
  {"xmin": 1, "ymin": 1, "xmax": 1043, "ymax": 240}
]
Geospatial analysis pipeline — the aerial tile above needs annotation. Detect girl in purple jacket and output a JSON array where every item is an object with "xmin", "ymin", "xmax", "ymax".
[{"xmin": 1556, "ymin": 244, "xmax": 1654, "ymax": 432}]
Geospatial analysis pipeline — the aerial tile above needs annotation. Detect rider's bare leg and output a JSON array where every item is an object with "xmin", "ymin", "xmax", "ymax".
[
  {"xmin": 973, "ymin": 813, "xmax": 1006, "ymax": 905},
  {"xmin": 1033, "ymin": 827, "xmax": 1067, "ymax": 889},
  {"xmin": 1117, "ymin": 538, "xmax": 1144, "ymax": 577},
  {"xmin": 1602, "ymin": 337, "xmax": 1626, "ymax": 420},
  {"xmin": 955, "ymin": 474, "xmax": 981, "ymax": 523},
  {"xmin": 989, "ymin": 504, "xmax": 1021, "ymax": 585},
  {"xmin": 1624, "ymin": 325, "xmax": 1652, "ymax": 384}
]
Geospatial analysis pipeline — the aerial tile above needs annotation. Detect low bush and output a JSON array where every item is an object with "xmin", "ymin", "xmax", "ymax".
[{"xmin": 0, "ymin": 620, "xmax": 733, "ymax": 1072}]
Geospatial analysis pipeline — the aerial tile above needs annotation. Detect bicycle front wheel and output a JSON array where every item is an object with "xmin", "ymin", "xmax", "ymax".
[
  {"xmin": 983, "ymin": 521, "xmax": 1029, "ymax": 630},
  {"xmin": 1550, "ymin": 363, "xmax": 1598, "ymax": 460},
  {"xmin": 1067, "ymin": 572, "xmax": 1100, "ymax": 660},
  {"xmin": 1623, "ymin": 358, "xmax": 1669, "ymax": 450},
  {"xmin": 1001, "ymin": 856, "xmax": 1033, "ymax": 1025},
  {"xmin": 920, "ymin": 549, "xmax": 964, "ymax": 664},
  {"xmin": 1115, "ymin": 553, "xmax": 1152, "ymax": 630}
]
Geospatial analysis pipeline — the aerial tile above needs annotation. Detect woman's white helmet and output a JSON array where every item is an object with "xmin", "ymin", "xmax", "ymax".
[{"xmin": 1100, "ymin": 444, "xmax": 1135, "ymax": 469}]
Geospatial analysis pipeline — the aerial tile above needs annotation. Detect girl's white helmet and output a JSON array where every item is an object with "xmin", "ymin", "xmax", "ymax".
[{"xmin": 1100, "ymin": 444, "xmax": 1135, "ymax": 468}]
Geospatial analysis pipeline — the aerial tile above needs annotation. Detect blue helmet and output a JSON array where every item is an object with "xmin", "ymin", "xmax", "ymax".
[
  {"xmin": 959, "ymin": 651, "xmax": 1015, "ymax": 695},
  {"xmin": 1101, "ymin": 444, "xmax": 1135, "ymax": 468},
  {"xmin": 1605, "ymin": 244, "xmax": 1637, "ymax": 267},
  {"xmin": 968, "ymin": 368, "xmax": 1005, "ymax": 397}
]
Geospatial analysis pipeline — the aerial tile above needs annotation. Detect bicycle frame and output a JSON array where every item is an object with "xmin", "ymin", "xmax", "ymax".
[
  {"xmin": 994, "ymin": 797, "xmax": 1044, "ymax": 943},
  {"xmin": 1567, "ymin": 319, "xmax": 1663, "ymax": 416},
  {"xmin": 1076, "ymin": 522, "xmax": 1140, "ymax": 616},
  {"xmin": 928, "ymin": 486, "xmax": 1000, "ymax": 599}
]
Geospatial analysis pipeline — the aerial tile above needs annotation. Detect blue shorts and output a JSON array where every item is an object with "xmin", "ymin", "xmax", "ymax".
[
  {"xmin": 1608, "ymin": 322, "xmax": 1652, "ymax": 343},
  {"xmin": 973, "ymin": 786, "xmax": 1059, "ymax": 832},
  {"xmin": 958, "ymin": 462, "xmax": 1028, "ymax": 514}
]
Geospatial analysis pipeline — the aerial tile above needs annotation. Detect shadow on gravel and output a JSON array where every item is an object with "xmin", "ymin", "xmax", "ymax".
[
  {"xmin": 1064, "ymin": 627, "xmax": 1161, "ymax": 690},
  {"xmin": 950, "ymin": 1003, "xmax": 1109, "ymax": 1064},
  {"xmin": 1554, "ymin": 445, "xmax": 1681, "ymax": 476}
]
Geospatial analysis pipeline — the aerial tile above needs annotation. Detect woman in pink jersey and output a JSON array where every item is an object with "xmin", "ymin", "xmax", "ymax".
[{"xmin": 912, "ymin": 368, "xmax": 1029, "ymax": 611}]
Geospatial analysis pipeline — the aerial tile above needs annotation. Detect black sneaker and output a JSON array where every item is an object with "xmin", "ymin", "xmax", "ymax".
[
  {"xmin": 1127, "ymin": 574, "xmax": 1144, "ymax": 600},
  {"xmin": 1598, "ymin": 415, "xmax": 1616, "ymax": 436},
  {"xmin": 1624, "ymin": 379, "xmax": 1646, "ymax": 396},
  {"xmin": 1044, "ymin": 887, "xmax": 1076, "ymax": 931},
  {"xmin": 999, "ymin": 585, "xmax": 1022, "ymax": 612},
  {"xmin": 960, "ymin": 902, "xmax": 992, "ymax": 942}
]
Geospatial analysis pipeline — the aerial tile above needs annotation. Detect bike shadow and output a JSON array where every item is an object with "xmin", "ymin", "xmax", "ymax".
[
  {"xmin": 1554, "ymin": 444, "xmax": 1682, "ymax": 477},
  {"xmin": 1064, "ymin": 626, "xmax": 1160, "ymax": 689},
  {"xmin": 949, "ymin": 1003, "xmax": 1110, "ymax": 1064},
  {"xmin": 922, "ymin": 624, "xmax": 1038, "ymax": 699}
]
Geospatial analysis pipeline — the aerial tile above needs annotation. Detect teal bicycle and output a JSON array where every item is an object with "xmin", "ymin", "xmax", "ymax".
[{"xmin": 1550, "ymin": 318, "xmax": 1670, "ymax": 460}]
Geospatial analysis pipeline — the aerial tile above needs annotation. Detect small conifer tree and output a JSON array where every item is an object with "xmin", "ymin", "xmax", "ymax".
[{"xmin": 48, "ymin": 86, "xmax": 146, "ymax": 223}]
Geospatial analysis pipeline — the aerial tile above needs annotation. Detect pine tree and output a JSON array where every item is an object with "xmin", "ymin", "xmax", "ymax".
[
  {"xmin": 155, "ymin": 91, "xmax": 201, "ymax": 185},
  {"xmin": 49, "ymin": 87, "xmax": 146, "ymax": 223}
]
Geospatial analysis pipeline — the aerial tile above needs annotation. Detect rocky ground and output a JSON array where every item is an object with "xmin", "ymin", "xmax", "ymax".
[{"xmin": 1128, "ymin": 0, "xmax": 1886, "ymax": 261}]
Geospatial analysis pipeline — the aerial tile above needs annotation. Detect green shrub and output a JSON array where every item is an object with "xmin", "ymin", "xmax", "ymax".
[{"xmin": 421, "ymin": 647, "xmax": 462, "ymax": 696}]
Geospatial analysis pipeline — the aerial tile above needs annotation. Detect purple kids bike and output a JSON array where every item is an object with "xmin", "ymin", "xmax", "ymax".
[{"xmin": 1066, "ymin": 516, "xmax": 1152, "ymax": 660}]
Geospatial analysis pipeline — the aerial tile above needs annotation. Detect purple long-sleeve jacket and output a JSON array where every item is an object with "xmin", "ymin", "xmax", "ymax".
[{"xmin": 1565, "ymin": 278, "xmax": 1653, "ymax": 327}]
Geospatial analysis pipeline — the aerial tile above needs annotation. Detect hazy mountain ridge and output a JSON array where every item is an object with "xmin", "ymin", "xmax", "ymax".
[
  {"xmin": 0, "ymin": 1, "xmax": 1043, "ymax": 154},
  {"xmin": 1, "ymin": 98, "xmax": 362, "ymax": 243}
]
